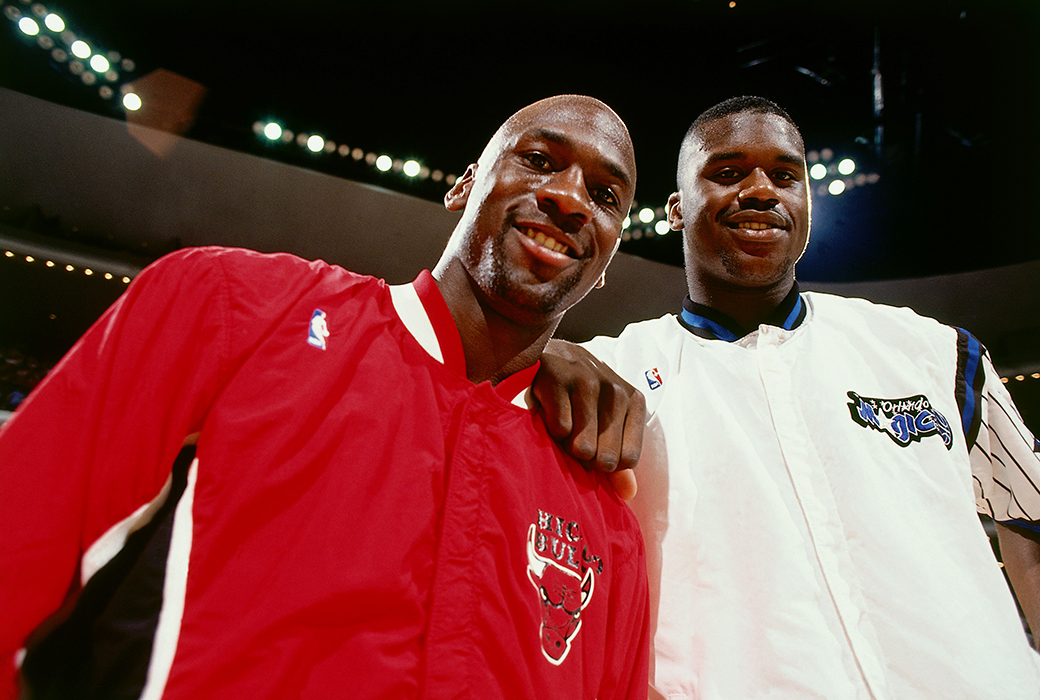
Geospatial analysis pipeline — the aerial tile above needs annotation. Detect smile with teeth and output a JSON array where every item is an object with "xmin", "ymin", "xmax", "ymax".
[
  {"xmin": 520, "ymin": 227, "xmax": 571, "ymax": 256},
  {"xmin": 732, "ymin": 221, "xmax": 776, "ymax": 230}
]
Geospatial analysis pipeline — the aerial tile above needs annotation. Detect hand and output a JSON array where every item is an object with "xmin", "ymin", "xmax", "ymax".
[{"xmin": 533, "ymin": 339, "xmax": 645, "ymax": 499}]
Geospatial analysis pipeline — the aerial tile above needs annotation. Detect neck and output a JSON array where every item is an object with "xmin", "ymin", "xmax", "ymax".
[
  {"xmin": 432, "ymin": 259, "xmax": 558, "ymax": 386},
  {"xmin": 688, "ymin": 275, "xmax": 794, "ymax": 332}
]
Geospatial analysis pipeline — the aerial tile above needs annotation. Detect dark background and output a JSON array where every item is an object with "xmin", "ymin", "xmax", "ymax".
[{"xmin": 3, "ymin": 0, "xmax": 1038, "ymax": 281}]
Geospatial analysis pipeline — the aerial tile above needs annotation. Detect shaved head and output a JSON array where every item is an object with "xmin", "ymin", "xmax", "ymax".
[{"xmin": 478, "ymin": 95, "xmax": 636, "ymax": 192}]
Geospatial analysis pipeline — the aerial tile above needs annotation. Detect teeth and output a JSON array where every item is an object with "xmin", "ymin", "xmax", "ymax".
[
  {"xmin": 522, "ymin": 227, "xmax": 568, "ymax": 255},
  {"xmin": 737, "ymin": 222, "xmax": 772, "ymax": 230}
]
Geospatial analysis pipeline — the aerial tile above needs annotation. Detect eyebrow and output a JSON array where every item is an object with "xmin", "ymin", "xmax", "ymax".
[
  {"xmin": 705, "ymin": 151, "xmax": 805, "ymax": 167},
  {"xmin": 529, "ymin": 128, "xmax": 633, "ymax": 189}
]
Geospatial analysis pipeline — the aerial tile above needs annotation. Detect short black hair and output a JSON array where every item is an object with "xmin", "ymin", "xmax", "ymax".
[
  {"xmin": 677, "ymin": 96, "xmax": 803, "ymax": 186},
  {"xmin": 689, "ymin": 96, "xmax": 797, "ymax": 139}
]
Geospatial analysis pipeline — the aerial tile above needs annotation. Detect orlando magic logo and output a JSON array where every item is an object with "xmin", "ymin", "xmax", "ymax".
[{"xmin": 847, "ymin": 391, "xmax": 953, "ymax": 450}]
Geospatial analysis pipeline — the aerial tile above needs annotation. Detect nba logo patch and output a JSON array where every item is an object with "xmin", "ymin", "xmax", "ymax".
[
  {"xmin": 307, "ymin": 309, "xmax": 330, "ymax": 350},
  {"xmin": 645, "ymin": 367, "xmax": 662, "ymax": 390}
]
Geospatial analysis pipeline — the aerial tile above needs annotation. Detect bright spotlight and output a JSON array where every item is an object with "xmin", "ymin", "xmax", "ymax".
[
  {"xmin": 809, "ymin": 163, "xmax": 828, "ymax": 180},
  {"xmin": 828, "ymin": 179, "xmax": 847, "ymax": 196},
  {"xmin": 655, "ymin": 220, "xmax": 671, "ymax": 235},
  {"xmin": 90, "ymin": 54, "xmax": 110, "ymax": 72},
  {"xmin": 263, "ymin": 122, "xmax": 282, "ymax": 140},
  {"xmin": 403, "ymin": 160, "xmax": 421, "ymax": 177},
  {"xmin": 18, "ymin": 17, "xmax": 40, "ymax": 35},
  {"xmin": 122, "ymin": 92, "xmax": 142, "ymax": 111},
  {"xmin": 622, "ymin": 215, "xmax": 631, "ymax": 229},
  {"xmin": 71, "ymin": 40, "xmax": 91, "ymax": 59},
  {"xmin": 837, "ymin": 158, "xmax": 856, "ymax": 175},
  {"xmin": 306, "ymin": 135, "xmax": 325, "ymax": 152},
  {"xmin": 638, "ymin": 207, "xmax": 654, "ymax": 223},
  {"xmin": 44, "ymin": 13, "xmax": 64, "ymax": 32},
  {"xmin": 375, "ymin": 155, "xmax": 392, "ymax": 172}
]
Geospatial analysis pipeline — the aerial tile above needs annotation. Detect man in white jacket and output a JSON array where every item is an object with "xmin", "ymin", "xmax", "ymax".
[{"xmin": 536, "ymin": 95, "xmax": 1040, "ymax": 699}]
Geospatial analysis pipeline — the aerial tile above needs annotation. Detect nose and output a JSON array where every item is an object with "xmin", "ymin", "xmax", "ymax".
[
  {"xmin": 738, "ymin": 168, "xmax": 779, "ymax": 209},
  {"xmin": 537, "ymin": 166, "xmax": 591, "ymax": 233}
]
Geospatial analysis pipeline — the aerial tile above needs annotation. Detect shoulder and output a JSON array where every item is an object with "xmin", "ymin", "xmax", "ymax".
[
  {"xmin": 142, "ymin": 246, "xmax": 379, "ymax": 299},
  {"xmin": 804, "ymin": 291, "xmax": 953, "ymax": 337},
  {"xmin": 583, "ymin": 314, "xmax": 681, "ymax": 358}
]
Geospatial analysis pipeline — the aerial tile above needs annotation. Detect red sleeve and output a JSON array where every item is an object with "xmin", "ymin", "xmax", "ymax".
[
  {"xmin": 0, "ymin": 247, "xmax": 237, "ymax": 698},
  {"xmin": 601, "ymin": 513, "xmax": 652, "ymax": 700}
]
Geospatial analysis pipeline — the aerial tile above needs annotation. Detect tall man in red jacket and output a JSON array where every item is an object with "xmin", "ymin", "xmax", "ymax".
[{"xmin": 0, "ymin": 95, "xmax": 649, "ymax": 700}]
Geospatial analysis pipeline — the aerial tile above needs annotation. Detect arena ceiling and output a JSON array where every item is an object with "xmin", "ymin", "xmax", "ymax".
[{"xmin": 3, "ymin": 0, "xmax": 1038, "ymax": 284}]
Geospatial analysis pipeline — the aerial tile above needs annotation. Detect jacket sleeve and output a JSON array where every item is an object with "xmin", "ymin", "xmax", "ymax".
[
  {"xmin": 0, "ymin": 247, "xmax": 236, "ymax": 698},
  {"xmin": 961, "ymin": 330, "xmax": 1040, "ymax": 526}
]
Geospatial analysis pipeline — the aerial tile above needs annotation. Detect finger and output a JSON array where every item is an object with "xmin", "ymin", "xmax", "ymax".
[
  {"xmin": 617, "ymin": 391, "xmax": 646, "ymax": 473},
  {"xmin": 607, "ymin": 469, "xmax": 638, "ymax": 501},
  {"xmin": 567, "ymin": 378, "xmax": 601, "ymax": 462},
  {"xmin": 531, "ymin": 367, "xmax": 573, "ymax": 440},
  {"xmin": 591, "ymin": 381, "xmax": 625, "ymax": 473}
]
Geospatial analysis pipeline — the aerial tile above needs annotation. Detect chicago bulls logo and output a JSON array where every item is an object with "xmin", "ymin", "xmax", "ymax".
[{"xmin": 526, "ymin": 523, "xmax": 595, "ymax": 665}]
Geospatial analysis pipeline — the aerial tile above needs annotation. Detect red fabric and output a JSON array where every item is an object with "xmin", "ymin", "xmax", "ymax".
[{"xmin": 0, "ymin": 247, "xmax": 649, "ymax": 699}]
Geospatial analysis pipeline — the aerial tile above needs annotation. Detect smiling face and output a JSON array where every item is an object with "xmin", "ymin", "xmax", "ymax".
[
  {"xmin": 669, "ymin": 111, "xmax": 810, "ymax": 299},
  {"xmin": 441, "ymin": 95, "xmax": 636, "ymax": 326}
]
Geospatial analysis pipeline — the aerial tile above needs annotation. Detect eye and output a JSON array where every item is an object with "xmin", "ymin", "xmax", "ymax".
[
  {"xmin": 592, "ymin": 187, "xmax": 619, "ymax": 207},
  {"xmin": 772, "ymin": 170, "xmax": 798, "ymax": 182},
  {"xmin": 523, "ymin": 153, "xmax": 553, "ymax": 170},
  {"xmin": 712, "ymin": 167, "xmax": 742, "ymax": 182}
]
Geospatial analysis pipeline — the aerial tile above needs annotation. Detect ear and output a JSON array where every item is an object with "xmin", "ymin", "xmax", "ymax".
[
  {"xmin": 666, "ymin": 191, "xmax": 683, "ymax": 231},
  {"xmin": 444, "ymin": 163, "xmax": 478, "ymax": 211},
  {"xmin": 595, "ymin": 236, "xmax": 623, "ymax": 289}
]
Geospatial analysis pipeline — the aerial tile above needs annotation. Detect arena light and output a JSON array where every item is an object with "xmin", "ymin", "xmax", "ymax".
[
  {"xmin": 89, "ymin": 54, "xmax": 110, "ymax": 73},
  {"xmin": 638, "ymin": 207, "xmax": 655, "ymax": 223},
  {"xmin": 809, "ymin": 163, "xmax": 828, "ymax": 180},
  {"xmin": 655, "ymin": 220, "xmax": 671, "ymax": 235},
  {"xmin": 122, "ymin": 92, "xmax": 142, "ymax": 111},
  {"xmin": 837, "ymin": 158, "xmax": 856, "ymax": 175},
  {"xmin": 18, "ymin": 16, "xmax": 40, "ymax": 35},
  {"xmin": 263, "ymin": 122, "xmax": 282, "ymax": 140},
  {"xmin": 44, "ymin": 13, "xmax": 64, "ymax": 32},
  {"xmin": 306, "ymin": 135, "xmax": 325, "ymax": 153},
  {"xmin": 375, "ymin": 155, "xmax": 392, "ymax": 172},
  {"xmin": 70, "ymin": 40, "xmax": 91, "ymax": 59},
  {"xmin": 403, "ymin": 160, "xmax": 420, "ymax": 177},
  {"xmin": 1, "ymin": 233, "xmax": 144, "ymax": 283},
  {"xmin": 828, "ymin": 179, "xmax": 847, "ymax": 196},
  {"xmin": 622, "ymin": 215, "xmax": 631, "ymax": 229}
]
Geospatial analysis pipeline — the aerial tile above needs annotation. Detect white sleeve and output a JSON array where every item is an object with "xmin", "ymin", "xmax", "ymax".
[{"xmin": 970, "ymin": 348, "xmax": 1040, "ymax": 524}]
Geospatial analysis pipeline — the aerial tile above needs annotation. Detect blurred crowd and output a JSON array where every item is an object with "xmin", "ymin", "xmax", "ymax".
[{"xmin": 1, "ymin": 347, "xmax": 53, "ymax": 412}]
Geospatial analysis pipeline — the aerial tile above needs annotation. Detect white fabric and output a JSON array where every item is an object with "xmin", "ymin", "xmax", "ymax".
[{"xmin": 585, "ymin": 291, "xmax": 1040, "ymax": 700}]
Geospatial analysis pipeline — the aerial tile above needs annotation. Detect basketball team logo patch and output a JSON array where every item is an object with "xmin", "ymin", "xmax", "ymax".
[
  {"xmin": 307, "ymin": 309, "xmax": 329, "ymax": 350},
  {"xmin": 645, "ymin": 367, "xmax": 662, "ymax": 390},
  {"xmin": 526, "ymin": 510, "xmax": 603, "ymax": 665},
  {"xmin": 847, "ymin": 391, "xmax": 953, "ymax": 450}
]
